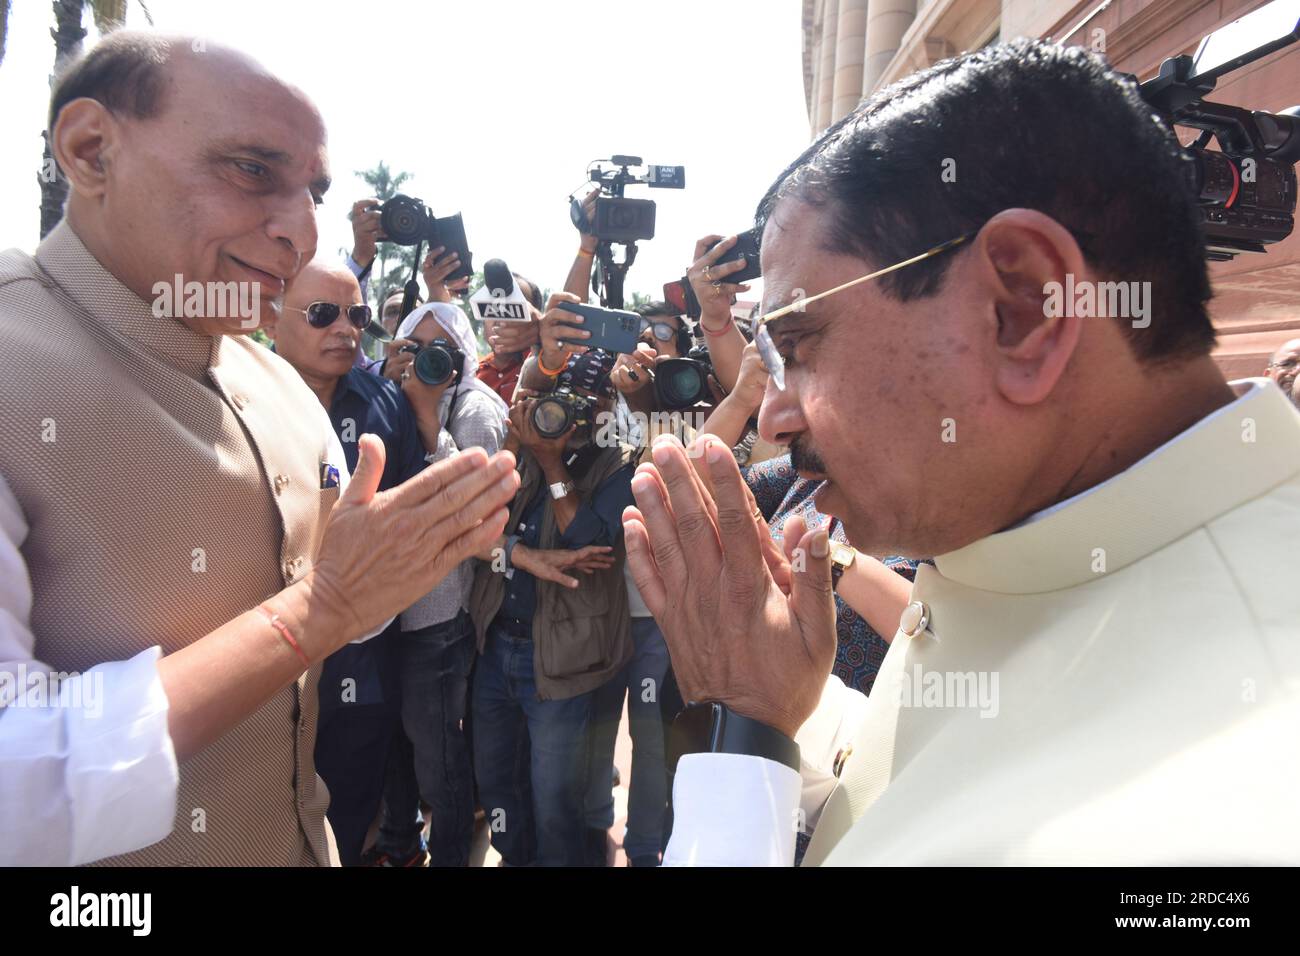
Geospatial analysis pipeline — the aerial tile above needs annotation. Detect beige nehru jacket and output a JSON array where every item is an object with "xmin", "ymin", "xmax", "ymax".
[
  {"xmin": 0, "ymin": 223, "xmax": 340, "ymax": 866},
  {"xmin": 802, "ymin": 380, "xmax": 1300, "ymax": 865}
]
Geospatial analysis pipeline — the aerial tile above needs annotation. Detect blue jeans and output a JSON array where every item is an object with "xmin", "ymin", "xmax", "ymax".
[
  {"xmin": 374, "ymin": 612, "xmax": 476, "ymax": 866},
  {"xmin": 584, "ymin": 617, "xmax": 671, "ymax": 861},
  {"xmin": 472, "ymin": 625, "xmax": 592, "ymax": 867}
]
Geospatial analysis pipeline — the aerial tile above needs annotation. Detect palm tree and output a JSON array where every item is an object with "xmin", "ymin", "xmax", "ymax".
[
  {"xmin": 38, "ymin": 0, "xmax": 152, "ymax": 239},
  {"xmin": 1, "ymin": 1, "xmax": 12, "ymax": 68}
]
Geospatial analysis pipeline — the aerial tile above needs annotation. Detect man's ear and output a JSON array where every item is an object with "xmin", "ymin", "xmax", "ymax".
[
  {"xmin": 51, "ymin": 99, "xmax": 118, "ymax": 200},
  {"xmin": 972, "ymin": 209, "xmax": 1086, "ymax": 407}
]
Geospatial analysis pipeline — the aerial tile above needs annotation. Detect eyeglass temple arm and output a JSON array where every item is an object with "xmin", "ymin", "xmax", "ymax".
[{"xmin": 754, "ymin": 233, "xmax": 973, "ymax": 327}]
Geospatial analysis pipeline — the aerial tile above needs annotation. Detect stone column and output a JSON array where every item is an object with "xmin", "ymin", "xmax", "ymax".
[
  {"xmin": 831, "ymin": 0, "xmax": 869, "ymax": 122},
  {"xmin": 863, "ymin": 0, "xmax": 917, "ymax": 97},
  {"xmin": 814, "ymin": 0, "xmax": 839, "ymax": 132}
]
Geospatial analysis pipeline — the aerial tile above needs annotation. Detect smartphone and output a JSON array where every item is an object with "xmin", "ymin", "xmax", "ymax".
[
  {"xmin": 431, "ymin": 213, "xmax": 474, "ymax": 282},
  {"xmin": 713, "ymin": 229, "xmax": 762, "ymax": 284},
  {"xmin": 663, "ymin": 279, "xmax": 701, "ymax": 320},
  {"xmin": 555, "ymin": 301, "xmax": 641, "ymax": 354}
]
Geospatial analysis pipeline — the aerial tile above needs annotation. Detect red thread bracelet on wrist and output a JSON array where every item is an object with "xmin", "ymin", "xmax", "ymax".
[
  {"xmin": 258, "ymin": 605, "xmax": 311, "ymax": 668},
  {"xmin": 700, "ymin": 319, "xmax": 733, "ymax": 337}
]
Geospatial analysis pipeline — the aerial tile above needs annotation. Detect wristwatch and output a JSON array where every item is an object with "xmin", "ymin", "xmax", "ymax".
[
  {"xmin": 548, "ymin": 480, "xmax": 574, "ymax": 500},
  {"xmin": 667, "ymin": 701, "xmax": 800, "ymax": 774},
  {"xmin": 829, "ymin": 540, "xmax": 856, "ymax": 592}
]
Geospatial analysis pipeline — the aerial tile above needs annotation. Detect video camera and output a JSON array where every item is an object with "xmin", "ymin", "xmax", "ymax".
[
  {"xmin": 1136, "ymin": 0, "xmax": 1300, "ymax": 261},
  {"xmin": 572, "ymin": 156, "xmax": 686, "ymax": 243}
]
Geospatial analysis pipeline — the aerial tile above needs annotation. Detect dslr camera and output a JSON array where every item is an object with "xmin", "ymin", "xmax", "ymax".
[
  {"xmin": 374, "ymin": 195, "xmax": 475, "ymax": 280},
  {"xmin": 655, "ymin": 344, "xmax": 716, "ymax": 411},
  {"xmin": 399, "ymin": 339, "xmax": 466, "ymax": 387},
  {"xmin": 572, "ymin": 156, "xmax": 686, "ymax": 243},
  {"xmin": 532, "ymin": 349, "xmax": 618, "ymax": 439}
]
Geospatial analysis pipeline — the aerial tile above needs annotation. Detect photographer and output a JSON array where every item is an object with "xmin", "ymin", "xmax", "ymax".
[
  {"xmin": 582, "ymin": 301, "xmax": 696, "ymax": 866},
  {"xmin": 360, "ymin": 288, "xmax": 424, "ymax": 378},
  {"xmin": 469, "ymin": 323, "xmax": 637, "ymax": 867},
  {"xmin": 366, "ymin": 249, "xmax": 464, "ymax": 384},
  {"xmin": 362, "ymin": 300, "xmax": 509, "ymax": 867}
]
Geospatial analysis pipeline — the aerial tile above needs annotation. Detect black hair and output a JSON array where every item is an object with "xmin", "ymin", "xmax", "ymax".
[
  {"xmin": 757, "ymin": 38, "xmax": 1215, "ymax": 363},
  {"xmin": 512, "ymin": 273, "xmax": 544, "ymax": 311},
  {"xmin": 635, "ymin": 300, "xmax": 690, "ymax": 354},
  {"xmin": 48, "ymin": 32, "xmax": 173, "ymax": 132}
]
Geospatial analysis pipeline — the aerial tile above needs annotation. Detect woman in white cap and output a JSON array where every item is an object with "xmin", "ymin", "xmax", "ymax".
[{"xmin": 364, "ymin": 300, "xmax": 508, "ymax": 867}]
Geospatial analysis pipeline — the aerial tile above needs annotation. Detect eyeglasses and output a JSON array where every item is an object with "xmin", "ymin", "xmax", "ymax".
[
  {"xmin": 639, "ymin": 319, "xmax": 679, "ymax": 344},
  {"xmin": 285, "ymin": 301, "xmax": 373, "ymax": 331},
  {"xmin": 753, "ymin": 233, "xmax": 973, "ymax": 390}
]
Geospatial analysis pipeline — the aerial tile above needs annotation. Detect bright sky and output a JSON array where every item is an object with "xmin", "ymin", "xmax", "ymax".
[{"xmin": 0, "ymin": 0, "xmax": 810, "ymax": 304}]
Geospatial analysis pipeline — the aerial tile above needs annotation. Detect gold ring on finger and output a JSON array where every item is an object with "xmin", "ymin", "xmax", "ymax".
[{"xmin": 703, "ymin": 266, "xmax": 713, "ymax": 281}]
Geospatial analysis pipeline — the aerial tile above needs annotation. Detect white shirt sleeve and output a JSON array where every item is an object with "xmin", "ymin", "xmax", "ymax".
[
  {"xmin": 664, "ymin": 753, "xmax": 802, "ymax": 866},
  {"xmin": 662, "ymin": 675, "xmax": 867, "ymax": 867},
  {"xmin": 0, "ymin": 473, "xmax": 179, "ymax": 865}
]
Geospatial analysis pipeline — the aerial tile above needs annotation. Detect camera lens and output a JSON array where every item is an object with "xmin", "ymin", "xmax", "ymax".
[
  {"xmin": 379, "ymin": 195, "xmax": 428, "ymax": 246},
  {"xmin": 655, "ymin": 358, "xmax": 708, "ymax": 410},
  {"xmin": 414, "ymin": 345, "xmax": 455, "ymax": 386},
  {"xmin": 533, "ymin": 397, "xmax": 573, "ymax": 439}
]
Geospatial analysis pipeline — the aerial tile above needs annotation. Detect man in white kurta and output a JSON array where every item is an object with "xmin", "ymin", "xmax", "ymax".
[{"xmin": 620, "ymin": 38, "xmax": 1300, "ymax": 866}]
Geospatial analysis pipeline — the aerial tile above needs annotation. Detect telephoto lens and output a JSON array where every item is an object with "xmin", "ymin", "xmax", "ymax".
[{"xmin": 654, "ymin": 357, "xmax": 710, "ymax": 410}]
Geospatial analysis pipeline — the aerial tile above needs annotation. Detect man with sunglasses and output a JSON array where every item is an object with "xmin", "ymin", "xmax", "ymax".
[
  {"xmin": 623, "ymin": 39, "xmax": 1300, "ymax": 866},
  {"xmin": 270, "ymin": 260, "xmax": 431, "ymax": 864}
]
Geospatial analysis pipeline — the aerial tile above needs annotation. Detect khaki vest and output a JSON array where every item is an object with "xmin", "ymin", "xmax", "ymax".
[
  {"xmin": 470, "ymin": 442, "xmax": 636, "ymax": 701},
  {"xmin": 0, "ymin": 223, "xmax": 337, "ymax": 866}
]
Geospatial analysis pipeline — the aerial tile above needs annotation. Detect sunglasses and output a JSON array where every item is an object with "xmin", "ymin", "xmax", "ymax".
[
  {"xmin": 286, "ymin": 301, "xmax": 374, "ymax": 331},
  {"xmin": 753, "ymin": 233, "xmax": 974, "ymax": 390}
]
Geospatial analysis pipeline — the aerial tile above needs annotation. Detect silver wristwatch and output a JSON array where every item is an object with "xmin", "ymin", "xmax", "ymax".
[{"xmin": 548, "ymin": 480, "xmax": 574, "ymax": 500}]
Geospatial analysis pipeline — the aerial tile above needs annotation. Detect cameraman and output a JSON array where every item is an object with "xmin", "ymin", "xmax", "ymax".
[
  {"xmin": 582, "ymin": 301, "xmax": 695, "ymax": 866},
  {"xmin": 469, "ymin": 305, "xmax": 637, "ymax": 867},
  {"xmin": 364, "ymin": 300, "xmax": 509, "ymax": 868},
  {"xmin": 360, "ymin": 288, "xmax": 424, "ymax": 378}
]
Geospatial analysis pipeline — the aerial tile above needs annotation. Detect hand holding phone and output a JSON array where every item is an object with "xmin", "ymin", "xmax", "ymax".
[{"xmin": 555, "ymin": 301, "xmax": 642, "ymax": 354}]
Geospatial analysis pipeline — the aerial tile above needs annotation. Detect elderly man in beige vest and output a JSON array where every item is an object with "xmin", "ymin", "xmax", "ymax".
[
  {"xmin": 623, "ymin": 40, "xmax": 1300, "ymax": 865},
  {"xmin": 0, "ymin": 33, "xmax": 519, "ymax": 866}
]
